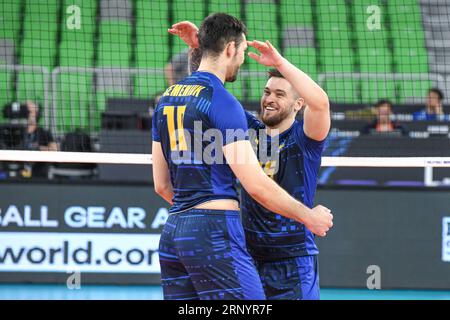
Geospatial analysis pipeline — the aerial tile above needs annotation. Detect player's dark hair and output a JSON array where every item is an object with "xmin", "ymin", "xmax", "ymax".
[
  {"xmin": 429, "ymin": 87, "xmax": 444, "ymax": 101},
  {"xmin": 267, "ymin": 68, "xmax": 284, "ymax": 79},
  {"xmin": 267, "ymin": 68, "xmax": 303, "ymax": 100},
  {"xmin": 198, "ymin": 13, "xmax": 247, "ymax": 58},
  {"xmin": 374, "ymin": 99, "xmax": 392, "ymax": 108}
]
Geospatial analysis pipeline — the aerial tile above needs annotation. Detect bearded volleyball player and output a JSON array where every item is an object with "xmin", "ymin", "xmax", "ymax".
[
  {"xmin": 153, "ymin": 13, "xmax": 332, "ymax": 300},
  {"xmin": 169, "ymin": 20, "xmax": 331, "ymax": 300}
]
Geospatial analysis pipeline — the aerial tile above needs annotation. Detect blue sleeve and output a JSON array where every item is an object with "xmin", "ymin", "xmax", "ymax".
[
  {"xmin": 151, "ymin": 111, "xmax": 160, "ymax": 142},
  {"xmin": 209, "ymin": 92, "xmax": 249, "ymax": 146},
  {"xmin": 294, "ymin": 120, "xmax": 326, "ymax": 161},
  {"xmin": 245, "ymin": 110, "xmax": 265, "ymax": 130}
]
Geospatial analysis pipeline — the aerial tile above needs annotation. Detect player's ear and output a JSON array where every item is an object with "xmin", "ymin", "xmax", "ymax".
[
  {"xmin": 294, "ymin": 97, "xmax": 304, "ymax": 112},
  {"xmin": 225, "ymin": 41, "xmax": 236, "ymax": 58}
]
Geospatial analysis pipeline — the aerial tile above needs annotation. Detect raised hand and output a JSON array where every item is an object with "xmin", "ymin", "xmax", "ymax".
[
  {"xmin": 168, "ymin": 21, "xmax": 199, "ymax": 48},
  {"xmin": 247, "ymin": 40, "xmax": 284, "ymax": 68}
]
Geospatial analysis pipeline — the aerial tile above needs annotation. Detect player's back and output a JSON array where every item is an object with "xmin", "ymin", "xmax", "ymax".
[{"xmin": 152, "ymin": 71, "xmax": 249, "ymax": 213}]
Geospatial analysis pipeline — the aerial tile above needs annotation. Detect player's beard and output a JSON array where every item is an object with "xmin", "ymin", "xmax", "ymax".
[
  {"xmin": 226, "ymin": 52, "xmax": 242, "ymax": 82},
  {"xmin": 226, "ymin": 64, "xmax": 240, "ymax": 82},
  {"xmin": 261, "ymin": 103, "xmax": 295, "ymax": 127}
]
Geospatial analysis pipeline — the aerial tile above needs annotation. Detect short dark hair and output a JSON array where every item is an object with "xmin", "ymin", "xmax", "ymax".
[
  {"xmin": 267, "ymin": 68, "xmax": 284, "ymax": 79},
  {"xmin": 429, "ymin": 87, "xmax": 444, "ymax": 101},
  {"xmin": 374, "ymin": 99, "xmax": 392, "ymax": 108},
  {"xmin": 198, "ymin": 13, "xmax": 247, "ymax": 58},
  {"xmin": 267, "ymin": 68, "xmax": 301, "ymax": 99}
]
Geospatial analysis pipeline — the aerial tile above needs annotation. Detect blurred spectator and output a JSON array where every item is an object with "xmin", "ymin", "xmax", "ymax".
[
  {"xmin": 413, "ymin": 88, "xmax": 447, "ymax": 121},
  {"xmin": 23, "ymin": 101, "xmax": 58, "ymax": 178},
  {"xmin": 364, "ymin": 99, "xmax": 407, "ymax": 135},
  {"xmin": 165, "ymin": 49, "xmax": 189, "ymax": 86},
  {"xmin": 0, "ymin": 101, "xmax": 57, "ymax": 179},
  {"xmin": 24, "ymin": 101, "xmax": 57, "ymax": 151}
]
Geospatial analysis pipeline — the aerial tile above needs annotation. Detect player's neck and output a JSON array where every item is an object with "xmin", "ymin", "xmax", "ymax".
[
  {"xmin": 266, "ymin": 117, "xmax": 295, "ymax": 137},
  {"xmin": 197, "ymin": 59, "xmax": 226, "ymax": 84}
]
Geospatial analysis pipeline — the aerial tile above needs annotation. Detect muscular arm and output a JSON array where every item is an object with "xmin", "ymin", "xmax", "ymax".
[
  {"xmin": 223, "ymin": 140, "xmax": 333, "ymax": 237},
  {"xmin": 223, "ymin": 140, "xmax": 311, "ymax": 221},
  {"xmin": 248, "ymin": 40, "xmax": 330, "ymax": 141},
  {"xmin": 152, "ymin": 141, "xmax": 174, "ymax": 204},
  {"xmin": 277, "ymin": 58, "xmax": 330, "ymax": 141}
]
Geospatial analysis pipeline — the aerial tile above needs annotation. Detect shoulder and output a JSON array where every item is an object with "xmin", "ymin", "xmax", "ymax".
[
  {"xmin": 244, "ymin": 110, "xmax": 265, "ymax": 130},
  {"xmin": 208, "ymin": 87, "xmax": 248, "ymax": 132},
  {"xmin": 153, "ymin": 102, "xmax": 166, "ymax": 119},
  {"xmin": 292, "ymin": 120, "xmax": 306, "ymax": 139},
  {"xmin": 293, "ymin": 120, "xmax": 326, "ymax": 154},
  {"xmin": 211, "ymin": 86, "xmax": 243, "ymax": 111}
]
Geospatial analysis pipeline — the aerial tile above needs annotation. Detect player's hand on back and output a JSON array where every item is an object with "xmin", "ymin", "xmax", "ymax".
[
  {"xmin": 304, "ymin": 205, "xmax": 334, "ymax": 237},
  {"xmin": 247, "ymin": 40, "xmax": 284, "ymax": 68},
  {"xmin": 168, "ymin": 21, "xmax": 199, "ymax": 48}
]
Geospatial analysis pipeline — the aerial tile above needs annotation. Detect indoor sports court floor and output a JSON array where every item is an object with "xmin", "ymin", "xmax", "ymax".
[{"xmin": 0, "ymin": 284, "xmax": 450, "ymax": 300}]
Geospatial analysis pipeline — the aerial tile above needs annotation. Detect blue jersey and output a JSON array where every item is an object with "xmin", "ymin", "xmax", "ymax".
[
  {"xmin": 241, "ymin": 112, "xmax": 325, "ymax": 260},
  {"xmin": 152, "ymin": 71, "xmax": 248, "ymax": 213}
]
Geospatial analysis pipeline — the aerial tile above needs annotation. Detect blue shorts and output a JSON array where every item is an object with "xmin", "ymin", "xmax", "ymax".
[
  {"xmin": 158, "ymin": 209, "xmax": 266, "ymax": 300},
  {"xmin": 256, "ymin": 255, "xmax": 320, "ymax": 300}
]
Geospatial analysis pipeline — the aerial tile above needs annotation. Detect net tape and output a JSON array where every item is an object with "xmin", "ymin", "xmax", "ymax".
[{"xmin": 1, "ymin": 150, "xmax": 450, "ymax": 168}]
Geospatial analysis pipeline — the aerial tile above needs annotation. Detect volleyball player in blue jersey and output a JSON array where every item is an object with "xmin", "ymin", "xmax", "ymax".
[
  {"xmin": 242, "ymin": 41, "xmax": 330, "ymax": 300},
  {"xmin": 153, "ymin": 14, "xmax": 333, "ymax": 300},
  {"xmin": 168, "ymin": 21, "xmax": 331, "ymax": 300}
]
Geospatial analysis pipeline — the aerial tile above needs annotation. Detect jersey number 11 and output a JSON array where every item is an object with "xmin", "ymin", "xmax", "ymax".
[{"xmin": 163, "ymin": 105, "xmax": 187, "ymax": 151}]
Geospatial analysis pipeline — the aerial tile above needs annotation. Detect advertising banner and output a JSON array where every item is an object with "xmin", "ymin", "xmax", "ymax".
[
  {"xmin": 1, "ymin": 182, "xmax": 449, "ymax": 289},
  {"xmin": 0, "ymin": 182, "xmax": 169, "ymax": 284}
]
